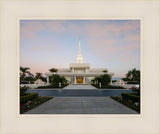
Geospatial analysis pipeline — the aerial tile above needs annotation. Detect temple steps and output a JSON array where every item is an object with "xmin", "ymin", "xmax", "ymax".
[{"xmin": 63, "ymin": 84, "xmax": 97, "ymax": 89}]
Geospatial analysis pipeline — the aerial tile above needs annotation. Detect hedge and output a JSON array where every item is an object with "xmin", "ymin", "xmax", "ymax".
[
  {"xmin": 20, "ymin": 93, "xmax": 38, "ymax": 103},
  {"xmin": 20, "ymin": 86, "xmax": 28, "ymax": 96},
  {"xmin": 92, "ymin": 84, "xmax": 125, "ymax": 89},
  {"xmin": 37, "ymin": 85, "xmax": 53, "ymax": 89},
  {"xmin": 121, "ymin": 93, "xmax": 140, "ymax": 102},
  {"xmin": 127, "ymin": 81, "xmax": 139, "ymax": 84}
]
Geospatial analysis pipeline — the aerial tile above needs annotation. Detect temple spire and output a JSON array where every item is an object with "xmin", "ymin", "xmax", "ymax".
[
  {"xmin": 78, "ymin": 38, "xmax": 81, "ymax": 54},
  {"xmin": 76, "ymin": 38, "xmax": 83, "ymax": 63}
]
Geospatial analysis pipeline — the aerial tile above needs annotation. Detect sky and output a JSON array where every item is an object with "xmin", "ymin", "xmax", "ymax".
[{"xmin": 20, "ymin": 20, "xmax": 140, "ymax": 78}]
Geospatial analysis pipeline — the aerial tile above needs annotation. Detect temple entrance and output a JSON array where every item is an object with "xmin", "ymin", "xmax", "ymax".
[{"xmin": 76, "ymin": 77, "xmax": 83, "ymax": 84}]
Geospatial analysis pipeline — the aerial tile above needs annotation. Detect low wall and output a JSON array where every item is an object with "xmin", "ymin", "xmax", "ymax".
[
  {"xmin": 111, "ymin": 83, "xmax": 138, "ymax": 89},
  {"xmin": 21, "ymin": 84, "xmax": 48, "ymax": 89}
]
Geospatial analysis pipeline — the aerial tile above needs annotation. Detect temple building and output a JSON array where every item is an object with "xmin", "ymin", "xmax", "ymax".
[{"xmin": 45, "ymin": 38, "xmax": 114, "ymax": 85}]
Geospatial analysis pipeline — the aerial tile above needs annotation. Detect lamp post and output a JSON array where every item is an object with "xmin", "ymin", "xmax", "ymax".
[
  {"xmin": 59, "ymin": 83, "xmax": 61, "ymax": 88},
  {"xmin": 59, "ymin": 83, "xmax": 62, "ymax": 92},
  {"xmin": 99, "ymin": 83, "xmax": 101, "ymax": 88}
]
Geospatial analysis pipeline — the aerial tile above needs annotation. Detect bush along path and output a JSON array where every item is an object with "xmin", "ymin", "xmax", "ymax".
[
  {"xmin": 111, "ymin": 87, "xmax": 140, "ymax": 113},
  {"xmin": 20, "ymin": 96, "xmax": 53, "ymax": 114},
  {"xmin": 20, "ymin": 86, "xmax": 53, "ymax": 114}
]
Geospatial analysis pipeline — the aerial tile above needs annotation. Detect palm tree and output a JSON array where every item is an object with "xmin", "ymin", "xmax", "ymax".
[
  {"xmin": 49, "ymin": 68, "xmax": 58, "ymax": 73},
  {"xmin": 35, "ymin": 72, "xmax": 42, "ymax": 79},
  {"xmin": 126, "ymin": 68, "xmax": 140, "ymax": 81},
  {"xmin": 20, "ymin": 67, "xmax": 31, "ymax": 81},
  {"xmin": 126, "ymin": 70, "xmax": 132, "ymax": 80}
]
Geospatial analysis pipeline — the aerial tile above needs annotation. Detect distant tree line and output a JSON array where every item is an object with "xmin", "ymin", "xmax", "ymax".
[
  {"xmin": 20, "ymin": 67, "xmax": 47, "ymax": 84},
  {"xmin": 122, "ymin": 68, "xmax": 140, "ymax": 83},
  {"xmin": 20, "ymin": 67, "xmax": 68, "ymax": 87}
]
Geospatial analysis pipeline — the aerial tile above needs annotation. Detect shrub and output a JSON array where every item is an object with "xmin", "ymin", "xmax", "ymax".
[
  {"xmin": 127, "ymin": 81, "xmax": 139, "ymax": 84},
  {"xmin": 121, "ymin": 93, "xmax": 140, "ymax": 102},
  {"xmin": 20, "ymin": 93, "xmax": 38, "ymax": 103},
  {"xmin": 92, "ymin": 84, "xmax": 125, "ymax": 89},
  {"xmin": 111, "ymin": 96, "xmax": 140, "ymax": 113},
  {"xmin": 131, "ymin": 87, "xmax": 140, "ymax": 95},
  {"xmin": 92, "ymin": 74, "xmax": 111, "ymax": 86},
  {"xmin": 20, "ymin": 86, "xmax": 28, "ymax": 96},
  {"xmin": 20, "ymin": 96, "xmax": 53, "ymax": 114},
  {"xmin": 49, "ymin": 74, "xmax": 68, "ymax": 87},
  {"xmin": 37, "ymin": 85, "xmax": 53, "ymax": 89}
]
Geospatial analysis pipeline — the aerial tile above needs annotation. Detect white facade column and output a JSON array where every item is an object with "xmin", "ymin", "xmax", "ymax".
[
  {"xmin": 47, "ymin": 76, "xmax": 49, "ymax": 85},
  {"xmin": 83, "ymin": 76, "xmax": 85, "ymax": 84},
  {"xmin": 72, "ymin": 68, "xmax": 75, "ymax": 73},
  {"xmin": 85, "ymin": 68, "xmax": 88, "ymax": 73},
  {"xmin": 110, "ymin": 80, "xmax": 112, "ymax": 84},
  {"xmin": 74, "ymin": 76, "xmax": 76, "ymax": 84}
]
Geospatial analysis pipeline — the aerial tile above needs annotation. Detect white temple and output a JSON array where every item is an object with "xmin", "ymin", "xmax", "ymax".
[{"xmin": 45, "ymin": 38, "xmax": 114, "ymax": 85}]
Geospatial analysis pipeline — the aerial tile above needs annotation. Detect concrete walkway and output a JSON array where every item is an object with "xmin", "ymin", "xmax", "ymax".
[
  {"xmin": 63, "ymin": 84, "xmax": 97, "ymax": 89},
  {"xmin": 24, "ymin": 97, "xmax": 137, "ymax": 114}
]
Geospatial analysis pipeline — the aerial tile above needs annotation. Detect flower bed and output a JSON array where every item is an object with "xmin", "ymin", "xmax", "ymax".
[
  {"xmin": 20, "ymin": 96, "xmax": 53, "ymax": 114},
  {"xmin": 20, "ymin": 93, "xmax": 38, "ymax": 103},
  {"xmin": 121, "ymin": 93, "xmax": 140, "ymax": 102},
  {"xmin": 111, "ymin": 96, "xmax": 140, "ymax": 113}
]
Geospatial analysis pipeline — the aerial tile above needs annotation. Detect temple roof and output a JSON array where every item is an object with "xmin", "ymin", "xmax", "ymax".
[{"xmin": 69, "ymin": 63, "xmax": 90, "ymax": 69}]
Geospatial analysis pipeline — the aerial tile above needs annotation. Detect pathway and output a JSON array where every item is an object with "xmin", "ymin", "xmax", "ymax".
[{"xmin": 24, "ymin": 97, "xmax": 137, "ymax": 114}]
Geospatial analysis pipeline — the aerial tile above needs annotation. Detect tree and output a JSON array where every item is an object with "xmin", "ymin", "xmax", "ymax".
[
  {"xmin": 35, "ymin": 72, "xmax": 42, "ymax": 79},
  {"xmin": 125, "ymin": 68, "xmax": 140, "ymax": 82},
  {"xmin": 92, "ymin": 74, "xmax": 111, "ymax": 86},
  {"xmin": 40, "ymin": 77, "xmax": 47, "ymax": 82},
  {"xmin": 122, "ymin": 78, "xmax": 128, "ymax": 81},
  {"xmin": 103, "ymin": 70, "xmax": 108, "ymax": 73},
  {"xmin": 23, "ymin": 76, "xmax": 35, "ymax": 83},
  {"xmin": 20, "ymin": 67, "xmax": 32, "ymax": 81},
  {"xmin": 35, "ymin": 72, "xmax": 47, "ymax": 82},
  {"xmin": 49, "ymin": 74, "xmax": 68, "ymax": 87},
  {"xmin": 100, "ymin": 74, "xmax": 111, "ymax": 85},
  {"xmin": 49, "ymin": 68, "xmax": 58, "ymax": 73}
]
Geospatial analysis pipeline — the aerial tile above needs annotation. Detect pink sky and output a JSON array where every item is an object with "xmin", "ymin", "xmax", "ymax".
[{"xmin": 20, "ymin": 20, "xmax": 140, "ymax": 77}]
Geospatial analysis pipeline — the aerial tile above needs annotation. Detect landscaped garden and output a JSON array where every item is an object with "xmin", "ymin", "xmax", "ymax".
[
  {"xmin": 20, "ymin": 86, "xmax": 52, "ymax": 114},
  {"xmin": 91, "ymin": 71, "xmax": 125, "ymax": 89},
  {"xmin": 111, "ymin": 87, "xmax": 140, "ymax": 113},
  {"xmin": 37, "ymin": 73, "xmax": 68, "ymax": 89},
  {"xmin": 110, "ymin": 68, "xmax": 140, "ymax": 113}
]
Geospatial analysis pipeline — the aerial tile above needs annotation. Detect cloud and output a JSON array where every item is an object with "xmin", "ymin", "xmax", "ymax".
[
  {"xmin": 83, "ymin": 20, "xmax": 140, "ymax": 38},
  {"xmin": 87, "ymin": 37, "xmax": 140, "ymax": 64},
  {"xmin": 20, "ymin": 21, "xmax": 44, "ymax": 39},
  {"xmin": 125, "ymin": 34, "xmax": 140, "ymax": 42},
  {"xmin": 27, "ymin": 39, "xmax": 63, "ymax": 53},
  {"xmin": 45, "ymin": 21, "xmax": 66, "ymax": 33},
  {"xmin": 20, "ymin": 21, "xmax": 67, "ymax": 39},
  {"xmin": 20, "ymin": 20, "xmax": 140, "ymax": 40}
]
